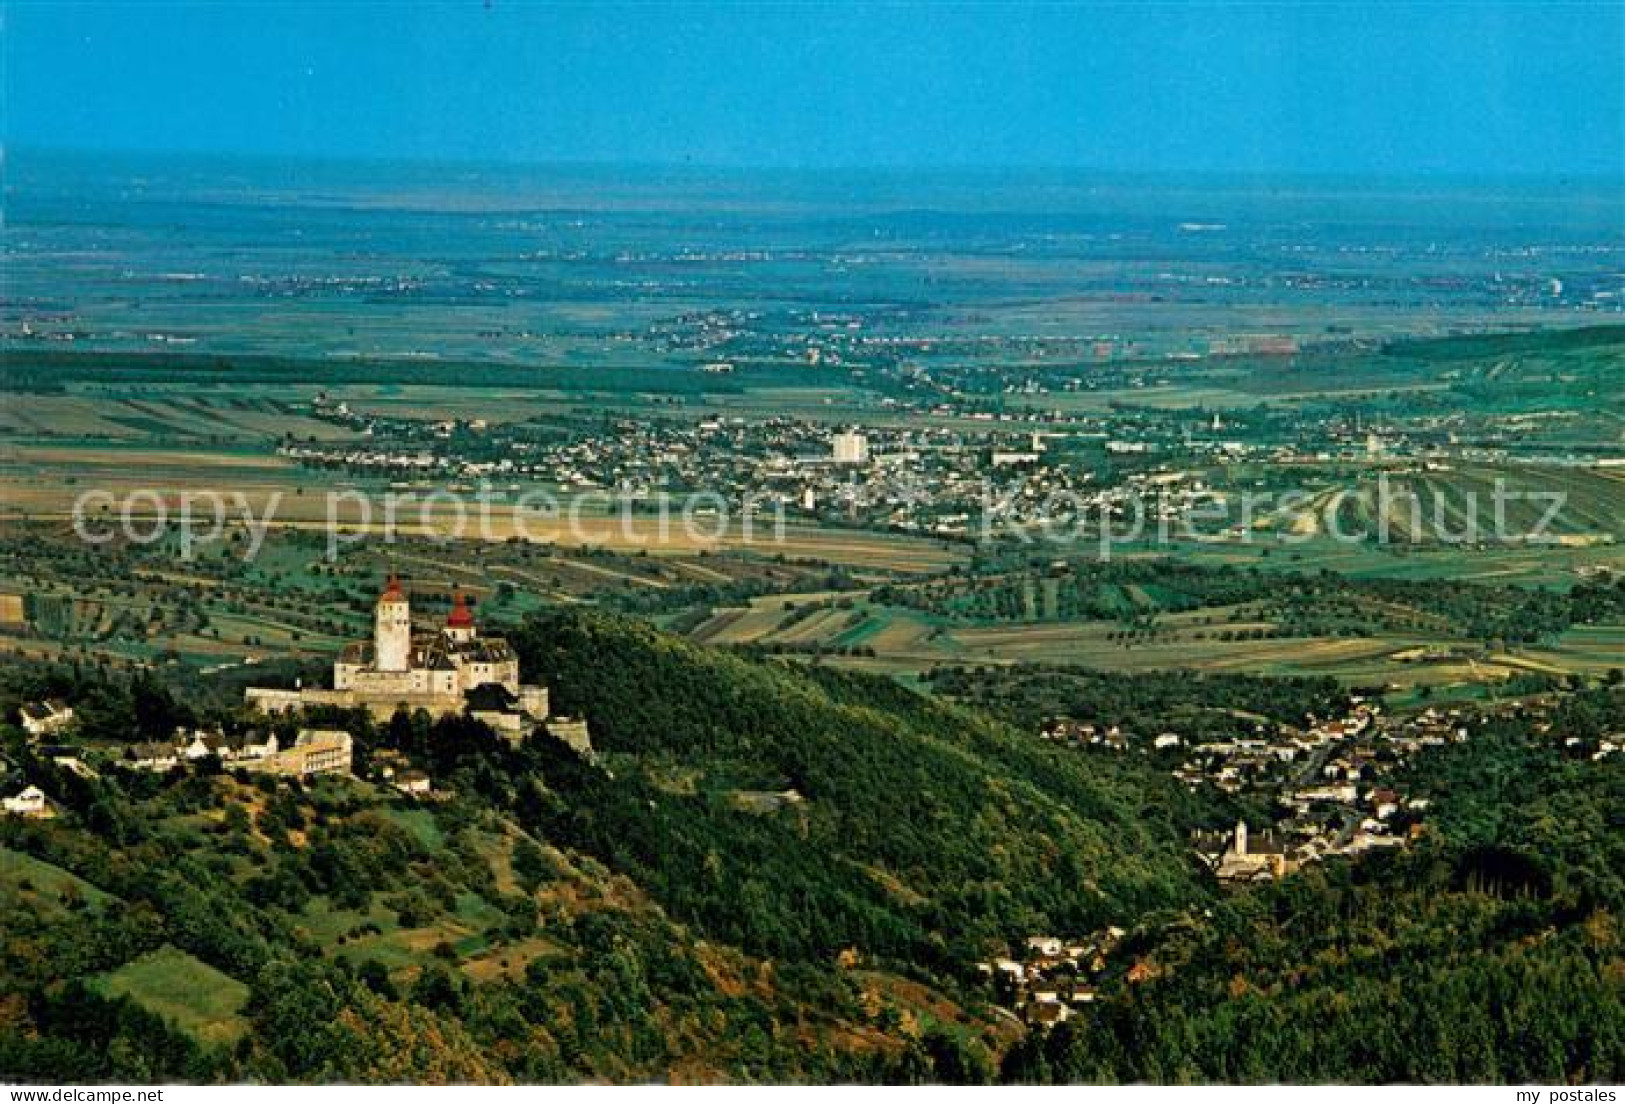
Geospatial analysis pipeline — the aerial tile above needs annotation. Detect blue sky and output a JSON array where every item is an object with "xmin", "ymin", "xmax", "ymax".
[{"xmin": 8, "ymin": 1, "xmax": 1623, "ymax": 177}]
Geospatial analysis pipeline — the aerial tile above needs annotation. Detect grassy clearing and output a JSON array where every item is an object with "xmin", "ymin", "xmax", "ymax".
[
  {"xmin": 0, "ymin": 847, "xmax": 115, "ymax": 917},
  {"xmin": 382, "ymin": 806, "xmax": 445, "ymax": 849},
  {"xmin": 298, "ymin": 895, "xmax": 402, "ymax": 945},
  {"xmin": 91, "ymin": 945, "xmax": 251, "ymax": 1047}
]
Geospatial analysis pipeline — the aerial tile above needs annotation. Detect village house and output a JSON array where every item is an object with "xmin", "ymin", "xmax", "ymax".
[
  {"xmin": 1289, "ymin": 783, "xmax": 1360, "ymax": 807},
  {"xmin": 18, "ymin": 700, "xmax": 73, "ymax": 739},
  {"xmin": 121, "ymin": 729, "xmax": 281, "ymax": 771},
  {"xmin": 1368, "ymin": 788, "xmax": 1401, "ymax": 820},
  {"xmin": 1, "ymin": 781, "xmax": 52, "ymax": 819},
  {"xmin": 392, "ymin": 768, "xmax": 433, "ymax": 796},
  {"xmin": 1025, "ymin": 936, "xmax": 1064, "ymax": 959},
  {"xmin": 243, "ymin": 729, "xmax": 354, "ymax": 778},
  {"xmin": 179, "ymin": 731, "xmax": 215, "ymax": 761},
  {"xmin": 1346, "ymin": 828, "xmax": 1407, "ymax": 854},
  {"xmin": 123, "ymin": 742, "xmax": 179, "ymax": 772},
  {"xmin": 1028, "ymin": 996, "xmax": 1072, "ymax": 1028}
]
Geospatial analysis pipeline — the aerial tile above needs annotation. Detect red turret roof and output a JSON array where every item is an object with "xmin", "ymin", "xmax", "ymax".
[
  {"xmin": 380, "ymin": 573, "xmax": 406, "ymax": 602},
  {"xmin": 447, "ymin": 589, "xmax": 474, "ymax": 627}
]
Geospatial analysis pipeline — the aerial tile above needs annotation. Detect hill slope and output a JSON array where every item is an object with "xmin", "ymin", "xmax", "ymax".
[{"xmin": 510, "ymin": 610, "xmax": 1206, "ymax": 966}]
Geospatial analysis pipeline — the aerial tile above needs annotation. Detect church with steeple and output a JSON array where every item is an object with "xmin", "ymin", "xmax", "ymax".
[{"xmin": 247, "ymin": 576, "xmax": 550, "ymax": 725}]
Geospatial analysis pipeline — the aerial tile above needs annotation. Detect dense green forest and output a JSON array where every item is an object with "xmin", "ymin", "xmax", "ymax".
[
  {"xmin": 507, "ymin": 611, "xmax": 1209, "ymax": 963},
  {"xmin": 2, "ymin": 612, "xmax": 1620, "ymax": 1082}
]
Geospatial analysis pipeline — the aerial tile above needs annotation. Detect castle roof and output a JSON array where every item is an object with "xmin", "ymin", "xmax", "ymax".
[
  {"xmin": 447, "ymin": 590, "xmax": 474, "ymax": 628},
  {"xmin": 379, "ymin": 574, "xmax": 407, "ymax": 604},
  {"xmin": 1242, "ymin": 833, "xmax": 1289, "ymax": 856},
  {"xmin": 339, "ymin": 632, "xmax": 514, "ymax": 672},
  {"xmin": 423, "ymin": 650, "xmax": 459, "ymax": 671}
]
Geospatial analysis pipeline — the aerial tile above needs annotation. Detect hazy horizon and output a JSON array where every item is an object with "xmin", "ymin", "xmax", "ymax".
[
  {"xmin": 11, "ymin": 145, "xmax": 1622, "ymax": 235},
  {"xmin": 10, "ymin": 2, "xmax": 1623, "ymax": 180},
  {"xmin": 15, "ymin": 142, "xmax": 1625, "ymax": 186}
]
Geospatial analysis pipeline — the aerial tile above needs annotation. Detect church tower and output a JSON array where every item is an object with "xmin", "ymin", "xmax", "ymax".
[{"xmin": 375, "ymin": 574, "xmax": 412, "ymax": 672}]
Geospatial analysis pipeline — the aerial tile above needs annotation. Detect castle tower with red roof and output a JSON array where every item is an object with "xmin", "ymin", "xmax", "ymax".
[{"xmin": 445, "ymin": 589, "xmax": 476, "ymax": 644}]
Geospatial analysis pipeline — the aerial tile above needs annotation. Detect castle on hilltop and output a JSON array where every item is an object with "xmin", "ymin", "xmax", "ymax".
[
  {"xmin": 246, "ymin": 576, "xmax": 556, "ymax": 735},
  {"xmin": 332, "ymin": 576, "xmax": 538, "ymax": 709}
]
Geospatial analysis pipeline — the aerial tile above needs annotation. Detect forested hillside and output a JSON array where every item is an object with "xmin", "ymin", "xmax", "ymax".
[
  {"xmin": 1, "ymin": 612, "xmax": 1620, "ymax": 1082},
  {"xmin": 508, "ymin": 610, "xmax": 1208, "ymax": 964}
]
